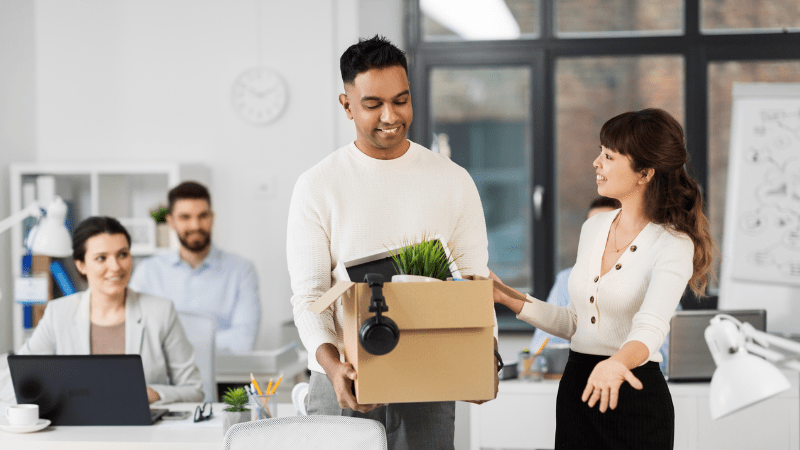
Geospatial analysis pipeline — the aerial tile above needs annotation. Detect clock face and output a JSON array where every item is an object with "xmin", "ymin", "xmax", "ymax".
[{"xmin": 231, "ymin": 67, "xmax": 288, "ymax": 125}]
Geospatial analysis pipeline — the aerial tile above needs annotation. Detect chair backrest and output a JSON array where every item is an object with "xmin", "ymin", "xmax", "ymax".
[
  {"xmin": 177, "ymin": 310, "xmax": 216, "ymax": 402},
  {"xmin": 291, "ymin": 382, "xmax": 309, "ymax": 415},
  {"xmin": 223, "ymin": 415, "xmax": 388, "ymax": 450}
]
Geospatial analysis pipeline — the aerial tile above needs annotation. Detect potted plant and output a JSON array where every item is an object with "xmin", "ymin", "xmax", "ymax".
[
  {"xmin": 150, "ymin": 205, "xmax": 170, "ymax": 248},
  {"xmin": 388, "ymin": 236, "xmax": 459, "ymax": 283},
  {"xmin": 221, "ymin": 387, "xmax": 250, "ymax": 434}
]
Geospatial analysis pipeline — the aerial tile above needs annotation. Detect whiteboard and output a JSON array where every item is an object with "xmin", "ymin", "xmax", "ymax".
[{"xmin": 719, "ymin": 83, "xmax": 800, "ymax": 333}]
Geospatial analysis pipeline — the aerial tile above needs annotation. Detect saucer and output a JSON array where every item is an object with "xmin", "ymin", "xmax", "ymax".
[{"xmin": 0, "ymin": 419, "xmax": 51, "ymax": 433}]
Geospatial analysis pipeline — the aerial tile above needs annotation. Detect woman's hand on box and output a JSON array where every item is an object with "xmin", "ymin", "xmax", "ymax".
[{"xmin": 488, "ymin": 270, "xmax": 524, "ymax": 315}]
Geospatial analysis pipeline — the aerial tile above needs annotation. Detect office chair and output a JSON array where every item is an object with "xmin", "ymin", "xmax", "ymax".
[
  {"xmin": 291, "ymin": 382, "xmax": 309, "ymax": 415},
  {"xmin": 222, "ymin": 415, "xmax": 387, "ymax": 450},
  {"xmin": 177, "ymin": 311, "xmax": 217, "ymax": 402}
]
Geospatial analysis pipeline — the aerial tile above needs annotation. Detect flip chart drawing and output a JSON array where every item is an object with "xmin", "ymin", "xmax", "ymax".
[{"xmin": 725, "ymin": 83, "xmax": 800, "ymax": 285}]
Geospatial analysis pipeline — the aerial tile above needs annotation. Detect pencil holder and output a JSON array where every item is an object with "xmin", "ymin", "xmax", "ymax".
[
  {"xmin": 249, "ymin": 393, "xmax": 276, "ymax": 421},
  {"xmin": 519, "ymin": 350, "xmax": 539, "ymax": 381}
]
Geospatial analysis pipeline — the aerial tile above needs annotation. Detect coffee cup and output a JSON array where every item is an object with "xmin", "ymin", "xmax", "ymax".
[{"xmin": 4, "ymin": 404, "xmax": 39, "ymax": 427}]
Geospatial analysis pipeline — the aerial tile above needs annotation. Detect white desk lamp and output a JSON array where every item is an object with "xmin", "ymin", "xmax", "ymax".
[
  {"xmin": 705, "ymin": 314, "xmax": 800, "ymax": 420},
  {"xmin": 0, "ymin": 196, "xmax": 73, "ymax": 301}
]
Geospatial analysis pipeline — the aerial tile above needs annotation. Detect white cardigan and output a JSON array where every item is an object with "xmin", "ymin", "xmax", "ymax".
[
  {"xmin": 8, "ymin": 289, "xmax": 203, "ymax": 404},
  {"xmin": 518, "ymin": 209, "xmax": 694, "ymax": 362}
]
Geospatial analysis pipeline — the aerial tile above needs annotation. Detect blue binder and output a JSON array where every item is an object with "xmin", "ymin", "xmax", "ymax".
[{"xmin": 50, "ymin": 260, "xmax": 77, "ymax": 296}]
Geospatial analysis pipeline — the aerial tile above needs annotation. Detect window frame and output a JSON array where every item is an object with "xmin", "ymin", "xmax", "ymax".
[{"xmin": 406, "ymin": 0, "xmax": 800, "ymax": 308}]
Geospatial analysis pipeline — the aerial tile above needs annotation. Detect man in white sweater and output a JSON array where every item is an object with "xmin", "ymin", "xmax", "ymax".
[{"xmin": 287, "ymin": 35, "xmax": 494, "ymax": 449}]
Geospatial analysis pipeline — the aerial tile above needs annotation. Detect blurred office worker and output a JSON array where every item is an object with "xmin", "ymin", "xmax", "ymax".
[
  {"xmin": 1, "ymin": 217, "xmax": 203, "ymax": 404},
  {"xmin": 287, "ymin": 35, "xmax": 497, "ymax": 450},
  {"xmin": 131, "ymin": 182, "xmax": 261, "ymax": 354}
]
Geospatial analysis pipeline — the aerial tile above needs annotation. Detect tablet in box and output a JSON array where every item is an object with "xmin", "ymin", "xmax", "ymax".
[{"xmin": 332, "ymin": 235, "xmax": 462, "ymax": 282}]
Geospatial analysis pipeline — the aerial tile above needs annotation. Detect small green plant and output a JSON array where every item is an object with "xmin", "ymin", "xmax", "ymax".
[
  {"xmin": 150, "ymin": 205, "xmax": 169, "ymax": 224},
  {"xmin": 389, "ymin": 236, "xmax": 458, "ymax": 281},
  {"xmin": 221, "ymin": 387, "xmax": 250, "ymax": 412}
]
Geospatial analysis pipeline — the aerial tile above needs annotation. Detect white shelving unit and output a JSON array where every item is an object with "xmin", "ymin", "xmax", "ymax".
[{"xmin": 8, "ymin": 162, "xmax": 210, "ymax": 349}]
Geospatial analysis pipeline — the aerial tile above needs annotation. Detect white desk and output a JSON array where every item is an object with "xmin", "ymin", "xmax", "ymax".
[
  {"xmin": 0, "ymin": 402, "xmax": 297, "ymax": 449},
  {"xmin": 470, "ymin": 373, "xmax": 800, "ymax": 450}
]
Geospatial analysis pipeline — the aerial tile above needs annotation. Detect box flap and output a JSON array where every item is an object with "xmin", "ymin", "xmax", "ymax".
[
  {"xmin": 372, "ymin": 280, "xmax": 495, "ymax": 330},
  {"xmin": 309, "ymin": 281, "xmax": 355, "ymax": 314}
]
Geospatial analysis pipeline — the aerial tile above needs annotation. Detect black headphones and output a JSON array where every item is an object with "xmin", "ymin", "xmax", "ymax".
[{"xmin": 359, "ymin": 274, "xmax": 400, "ymax": 356}]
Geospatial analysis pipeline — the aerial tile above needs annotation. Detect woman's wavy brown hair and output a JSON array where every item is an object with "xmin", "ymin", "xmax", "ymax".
[{"xmin": 600, "ymin": 108, "xmax": 716, "ymax": 295}]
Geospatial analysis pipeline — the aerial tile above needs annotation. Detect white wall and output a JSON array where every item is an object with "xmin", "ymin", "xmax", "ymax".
[
  {"xmin": 359, "ymin": 0, "xmax": 405, "ymax": 49},
  {"xmin": 0, "ymin": 0, "xmax": 410, "ymax": 352},
  {"xmin": 0, "ymin": 0, "xmax": 394, "ymax": 350},
  {"xmin": 0, "ymin": 0, "xmax": 36, "ymax": 354}
]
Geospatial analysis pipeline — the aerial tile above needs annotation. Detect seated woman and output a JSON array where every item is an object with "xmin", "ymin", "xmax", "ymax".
[{"xmin": 13, "ymin": 216, "xmax": 203, "ymax": 404}]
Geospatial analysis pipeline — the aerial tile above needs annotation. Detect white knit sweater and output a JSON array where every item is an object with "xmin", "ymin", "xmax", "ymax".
[
  {"xmin": 518, "ymin": 209, "xmax": 693, "ymax": 362},
  {"xmin": 287, "ymin": 141, "xmax": 491, "ymax": 373}
]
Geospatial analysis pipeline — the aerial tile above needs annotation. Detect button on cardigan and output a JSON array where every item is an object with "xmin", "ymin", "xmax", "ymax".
[{"xmin": 517, "ymin": 209, "xmax": 693, "ymax": 362}]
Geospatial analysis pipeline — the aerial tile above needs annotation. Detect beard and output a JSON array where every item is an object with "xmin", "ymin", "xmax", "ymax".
[{"xmin": 178, "ymin": 230, "xmax": 211, "ymax": 253}]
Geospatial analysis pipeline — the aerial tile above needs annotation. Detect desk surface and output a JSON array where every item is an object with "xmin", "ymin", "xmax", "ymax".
[
  {"xmin": 471, "ymin": 374, "xmax": 800, "ymax": 450},
  {"xmin": 0, "ymin": 402, "xmax": 295, "ymax": 450}
]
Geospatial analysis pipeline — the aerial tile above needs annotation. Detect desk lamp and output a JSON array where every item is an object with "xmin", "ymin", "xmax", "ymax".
[
  {"xmin": 705, "ymin": 314, "xmax": 800, "ymax": 420},
  {"xmin": 0, "ymin": 196, "xmax": 72, "ymax": 301}
]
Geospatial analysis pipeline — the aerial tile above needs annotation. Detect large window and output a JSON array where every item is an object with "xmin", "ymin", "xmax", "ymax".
[
  {"xmin": 556, "ymin": 56, "xmax": 684, "ymax": 270},
  {"xmin": 421, "ymin": 0, "xmax": 540, "ymax": 41},
  {"xmin": 430, "ymin": 67, "xmax": 532, "ymax": 288},
  {"xmin": 556, "ymin": 0, "xmax": 683, "ymax": 37},
  {"xmin": 407, "ymin": 0, "xmax": 800, "ymax": 327},
  {"xmin": 701, "ymin": 0, "xmax": 800, "ymax": 33}
]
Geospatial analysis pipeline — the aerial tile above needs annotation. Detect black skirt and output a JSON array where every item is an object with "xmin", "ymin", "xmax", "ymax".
[{"xmin": 555, "ymin": 350, "xmax": 674, "ymax": 450}]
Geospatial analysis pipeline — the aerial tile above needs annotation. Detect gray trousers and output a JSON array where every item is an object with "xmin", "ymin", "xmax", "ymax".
[{"xmin": 308, "ymin": 371, "xmax": 455, "ymax": 450}]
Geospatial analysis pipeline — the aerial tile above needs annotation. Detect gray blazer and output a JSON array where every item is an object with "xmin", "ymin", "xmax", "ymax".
[{"xmin": 15, "ymin": 289, "xmax": 204, "ymax": 404}]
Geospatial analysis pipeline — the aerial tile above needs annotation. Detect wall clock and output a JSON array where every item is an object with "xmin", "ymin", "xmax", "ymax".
[{"xmin": 231, "ymin": 67, "xmax": 288, "ymax": 126}]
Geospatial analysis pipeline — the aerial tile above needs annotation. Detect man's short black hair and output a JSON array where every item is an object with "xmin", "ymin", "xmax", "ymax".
[
  {"xmin": 168, "ymin": 181, "xmax": 211, "ymax": 213},
  {"xmin": 340, "ymin": 35, "xmax": 408, "ymax": 85}
]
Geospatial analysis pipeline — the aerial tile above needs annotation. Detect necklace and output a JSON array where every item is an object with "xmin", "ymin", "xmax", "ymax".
[{"xmin": 612, "ymin": 215, "xmax": 639, "ymax": 252}]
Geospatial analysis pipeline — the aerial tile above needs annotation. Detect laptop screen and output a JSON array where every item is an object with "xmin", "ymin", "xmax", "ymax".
[
  {"xmin": 8, "ymin": 354, "xmax": 157, "ymax": 425},
  {"xmin": 667, "ymin": 309, "xmax": 767, "ymax": 382}
]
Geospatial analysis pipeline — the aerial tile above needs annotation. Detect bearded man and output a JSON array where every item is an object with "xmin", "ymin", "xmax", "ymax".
[{"xmin": 131, "ymin": 181, "xmax": 260, "ymax": 354}]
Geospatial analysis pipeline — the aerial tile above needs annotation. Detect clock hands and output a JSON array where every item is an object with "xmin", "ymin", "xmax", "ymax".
[{"xmin": 241, "ymin": 84, "xmax": 281, "ymax": 99}]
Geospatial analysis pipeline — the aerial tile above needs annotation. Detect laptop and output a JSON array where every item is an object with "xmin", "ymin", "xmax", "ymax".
[
  {"xmin": 8, "ymin": 354, "xmax": 168, "ymax": 425},
  {"xmin": 666, "ymin": 309, "xmax": 767, "ymax": 382}
]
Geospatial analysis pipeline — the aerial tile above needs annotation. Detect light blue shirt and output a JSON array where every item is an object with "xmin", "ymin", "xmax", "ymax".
[
  {"xmin": 530, "ymin": 267, "xmax": 672, "ymax": 367},
  {"xmin": 130, "ymin": 245, "xmax": 260, "ymax": 354}
]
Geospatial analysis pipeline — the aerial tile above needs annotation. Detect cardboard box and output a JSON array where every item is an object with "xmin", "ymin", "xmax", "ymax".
[{"xmin": 310, "ymin": 279, "xmax": 496, "ymax": 404}]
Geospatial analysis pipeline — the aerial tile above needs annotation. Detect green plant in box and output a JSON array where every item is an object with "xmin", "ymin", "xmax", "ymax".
[
  {"xmin": 389, "ymin": 236, "xmax": 458, "ymax": 281},
  {"xmin": 150, "ymin": 205, "xmax": 169, "ymax": 224},
  {"xmin": 221, "ymin": 387, "xmax": 250, "ymax": 412}
]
